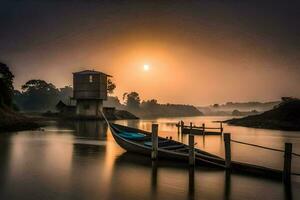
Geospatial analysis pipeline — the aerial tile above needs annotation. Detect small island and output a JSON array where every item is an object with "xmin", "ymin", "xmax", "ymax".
[{"xmin": 226, "ymin": 97, "xmax": 300, "ymax": 131}]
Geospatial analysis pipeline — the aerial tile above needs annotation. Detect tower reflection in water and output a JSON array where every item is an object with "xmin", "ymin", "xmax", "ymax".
[{"xmin": 74, "ymin": 120, "xmax": 108, "ymax": 140}]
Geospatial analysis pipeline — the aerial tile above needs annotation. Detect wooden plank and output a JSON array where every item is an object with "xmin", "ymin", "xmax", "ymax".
[{"xmin": 182, "ymin": 127, "xmax": 221, "ymax": 135}]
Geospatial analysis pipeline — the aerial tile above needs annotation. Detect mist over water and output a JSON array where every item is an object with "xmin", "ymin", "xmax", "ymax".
[{"xmin": 0, "ymin": 117, "xmax": 300, "ymax": 200}]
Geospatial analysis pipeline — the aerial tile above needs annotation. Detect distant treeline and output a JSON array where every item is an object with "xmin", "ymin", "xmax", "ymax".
[
  {"xmin": 198, "ymin": 101, "xmax": 281, "ymax": 116},
  {"xmin": 14, "ymin": 80, "xmax": 73, "ymax": 112},
  {"xmin": 210, "ymin": 101, "xmax": 280, "ymax": 111},
  {"xmin": 136, "ymin": 103, "xmax": 203, "ymax": 118},
  {"xmin": 14, "ymin": 78, "xmax": 115, "ymax": 112},
  {"xmin": 0, "ymin": 62, "xmax": 72, "ymax": 112},
  {"xmin": 11, "ymin": 77, "xmax": 202, "ymax": 118},
  {"xmin": 105, "ymin": 92, "xmax": 203, "ymax": 118}
]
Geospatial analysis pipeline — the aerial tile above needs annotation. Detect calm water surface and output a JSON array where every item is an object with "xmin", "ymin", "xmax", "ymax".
[{"xmin": 0, "ymin": 116, "xmax": 300, "ymax": 200}]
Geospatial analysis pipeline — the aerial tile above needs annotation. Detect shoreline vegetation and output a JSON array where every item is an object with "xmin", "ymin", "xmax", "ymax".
[
  {"xmin": 226, "ymin": 98, "xmax": 300, "ymax": 131},
  {"xmin": 128, "ymin": 104, "xmax": 202, "ymax": 118},
  {"xmin": 2, "ymin": 62, "xmax": 300, "ymax": 132},
  {"xmin": 197, "ymin": 101, "xmax": 280, "ymax": 116},
  {"xmin": 104, "ymin": 95, "xmax": 203, "ymax": 119}
]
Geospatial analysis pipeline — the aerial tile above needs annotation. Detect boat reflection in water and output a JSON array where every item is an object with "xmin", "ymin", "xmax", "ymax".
[{"xmin": 113, "ymin": 151, "xmax": 294, "ymax": 200}]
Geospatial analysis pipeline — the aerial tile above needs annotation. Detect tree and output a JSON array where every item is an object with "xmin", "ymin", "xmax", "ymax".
[
  {"xmin": 18, "ymin": 79, "xmax": 60, "ymax": 111},
  {"xmin": 0, "ymin": 63, "xmax": 14, "ymax": 108},
  {"xmin": 21, "ymin": 79, "xmax": 55, "ymax": 91},
  {"xmin": 107, "ymin": 78, "xmax": 116, "ymax": 94},
  {"xmin": 213, "ymin": 104, "xmax": 219, "ymax": 108},
  {"xmin": 123, "ymin": 92, "xmax": 140, "ymax": 110},
  {"xmin": 104, "ymin": 96, "xmax": 122, "ymax": 108},
  {"xmin": 141, "ymin": 99, "xmax": 158, "ymax": 109},
  {"xmin": 59, "ymin": 86, "xmax": 73, "ymax": 103},
  {"xmin": 232, "ymin": 109, "xmax": 242, "ymax": 116}
]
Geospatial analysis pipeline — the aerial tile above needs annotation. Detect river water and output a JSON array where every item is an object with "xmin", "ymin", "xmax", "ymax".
[{"xmin": 0, "ymin": 116, "xmax": 299, "ymax": 200}]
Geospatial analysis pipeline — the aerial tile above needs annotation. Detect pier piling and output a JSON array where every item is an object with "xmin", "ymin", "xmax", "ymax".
[
  {"xmin": 151, "ymin": 124, "xmax": 158, "ymax": 160},
  {"xmin": 189, "ymin": 123, "xmax": 195, "ymax": 166},
  {"xmin": 283, "ymin": 143, "xmax": 292, "ymax": 183},
  {"xmin": 180, "ymin": 121, "xmax": 184, "ymax": 134},
  {"xmin": 220, "ymin": 122, "xmax": 223, "ymax": 136},
  {"xmin": 202, "ymin": 123, "xmax": 206, "ymax": 136},
  {"xmin": 224, "ymin": 133, "xmax": 231, "ymax": 169}
]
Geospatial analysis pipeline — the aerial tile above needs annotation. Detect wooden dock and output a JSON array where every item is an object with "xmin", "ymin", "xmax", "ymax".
[
  {"xmin": 174, "ymin": 121, "xmax": 300, "ymax": 182},
  {"xmin": 176, "ymin": 121, "xmax": 223, "ymax": 135}
]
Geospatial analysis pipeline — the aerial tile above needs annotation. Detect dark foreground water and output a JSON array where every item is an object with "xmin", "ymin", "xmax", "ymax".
[{"xmin": 0, "ymin": 116, "xmax": 300, "ymax": 200}]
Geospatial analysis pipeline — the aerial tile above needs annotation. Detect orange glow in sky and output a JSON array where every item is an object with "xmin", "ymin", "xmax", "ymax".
[{"xmin": 3, "ymin": 1, "xmax": 299, "ymax": 105}]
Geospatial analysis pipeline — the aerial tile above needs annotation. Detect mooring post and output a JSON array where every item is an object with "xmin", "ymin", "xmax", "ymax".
[
  {"xmin": 283, "ymin": 143, "xmax": 292, "ymax": 183},
  {"xmin": 202, "ymin": 123, "xmax": 205, "ymax": 136},
  {"xmin": 224, "ymin": 133, "xmax": 231, "ymax": 169},
  {"xmin": 220, "ymin": 122, "xmax": 223, "ymax": 136},
  {"xmin": 151, "ymin": 124, "xmax": 159, "ymax": 160},
  {"xmin": 188, "ymin": 165, "xmax": 195, "ymax": 197},
  {"xmin": 189, "ymin": 123, "xmax": 195, "ymax": 166},
  {"xmin": 181, "ymin": 121, "xmax": 184, "ymax": 134},
  {"xmin": 177, "ymin": 121, "xmax": 180, "ymax": 135}
]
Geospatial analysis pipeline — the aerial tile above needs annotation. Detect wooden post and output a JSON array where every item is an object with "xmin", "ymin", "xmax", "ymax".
[
  {"xmin": 224, "ymin": 133, "xmax": 231, "ymax": 169},
  {"xmin": 181, "ymin": 121, "xmax": 184, "ymax": 134},
  {"xmin": 189, "ymin": 123, "xmax": 195, "ymax": 166},
  {"xmin": 202, "ymin": 123, "xmax": 205, "ymax": 136},
  {"xmin": 188, "ymin": 166, "xmax": 195, "ymax": 196},
  {"xmin": 220, "ymin": 122, "xmax": 223, "ymax": 136},
  {"xmin": 151, "ymin": 161, "xmax": 158, "ymax": 190},
  {"xmin": 177, "ymin": 121, "xmax": 180, "ymax": 135},
  {"xmin": 283, "ymin": 143, "xmax": 292, "ymax": 183},
  {"xmin": 151, "ymin": 124, "xmax": 158, "ymax": 160}
]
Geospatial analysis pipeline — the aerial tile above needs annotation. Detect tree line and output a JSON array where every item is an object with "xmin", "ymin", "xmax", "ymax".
[
  {"xmin": 1, "ymin": 63, "xmax": 202, "ymax": 117},
  {"xmin": 114, "ymin": 92, "xmax": 202, "ymax": 118},
  {"xmin": 0, "ymin": 63, "xmax": 14, "ymax": 109},
  {"xmin": 0, "ymin": 63, "xmax": 116, "ymax": 112},
  {"xmin": 14, "ymin": 79, "xmax": 116, "ymax": 111}
]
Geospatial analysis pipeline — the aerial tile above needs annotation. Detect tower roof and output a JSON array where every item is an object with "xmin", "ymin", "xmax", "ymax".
[{"xmin": 73, "ymin": 70, "xmax": 112, "ymax": 77}]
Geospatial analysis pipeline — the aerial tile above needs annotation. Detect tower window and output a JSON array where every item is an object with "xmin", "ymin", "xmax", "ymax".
[{"xmin": 89, "ymin": 75, "xmax": 93, "ymax": 83}]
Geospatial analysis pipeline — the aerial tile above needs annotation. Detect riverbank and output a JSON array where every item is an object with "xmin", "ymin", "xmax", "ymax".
[
  {"xmin": 127, "ymin": 104, "xmax": 203, "ymax": 118},
  {"xmin": 0, "ymin": 108, "xmax": 44, "ymax": 132},
  {"xmin": 226, "ymin": 99, "xmax": 300, "ymax": 131},
  {"xmin": 44, "ymin": 108, "xmax": 138, "ymax": 120}
]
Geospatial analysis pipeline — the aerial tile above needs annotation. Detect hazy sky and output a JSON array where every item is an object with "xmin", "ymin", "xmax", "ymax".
[{"xmin": 0, "ymin": 0, "xmax": 299, "ymax": 105}]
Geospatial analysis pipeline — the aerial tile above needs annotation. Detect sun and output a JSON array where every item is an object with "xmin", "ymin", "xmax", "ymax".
[{"xmin": 143, "ymin": 64, "xmax": 150, "ymax": 71}]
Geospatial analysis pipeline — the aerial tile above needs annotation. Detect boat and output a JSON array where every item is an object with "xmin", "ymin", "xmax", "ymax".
[
  {"xmin": 108, "ymin": 123, "xmax": 284, "ymax": 179},
  {"xmin": 108, "ymin": 123, "xmax": 225, "ymax": 168}
]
